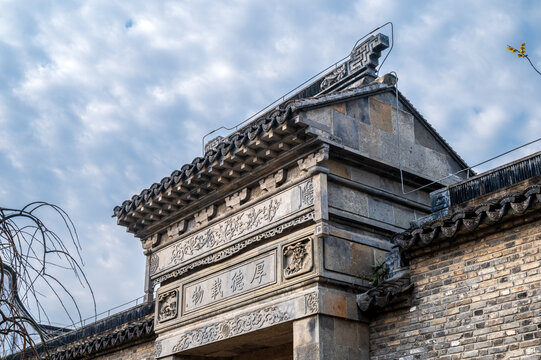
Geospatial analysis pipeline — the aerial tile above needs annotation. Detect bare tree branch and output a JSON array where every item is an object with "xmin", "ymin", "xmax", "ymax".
[{"xmin": 0, "ymin": 202, "xmax": 95, "ymax": 358}]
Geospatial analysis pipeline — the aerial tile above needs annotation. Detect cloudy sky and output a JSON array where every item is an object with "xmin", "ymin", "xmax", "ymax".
[{"xmin": 1, "ymin": 0, "xmax": 540, "ymax": 327}]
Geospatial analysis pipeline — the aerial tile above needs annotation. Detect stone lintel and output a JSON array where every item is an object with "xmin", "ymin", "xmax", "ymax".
[{"xmin": 154, "ymin": 289, "xmax": 319, "ymax": 358}]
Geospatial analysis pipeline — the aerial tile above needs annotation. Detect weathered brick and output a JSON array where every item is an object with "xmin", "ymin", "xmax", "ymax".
[{"xmin": 370, "ymin": 219, "xmax": 541, "ymax": 359}]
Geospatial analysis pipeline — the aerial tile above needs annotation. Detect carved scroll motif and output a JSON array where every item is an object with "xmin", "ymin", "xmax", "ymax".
[
  {"xmin": 283, "ymin": 238, "xmax": 312, "ymax": 279},
  {"xmin": 259, "ymin": 169, "xmax": 287, "ymax": 192},
  {"xmin": 225, "ymin": 188, "xmax": 251, "ymax": 209},
  {"xmin": 304, "ymin": 292, "xmax": 319, "ymax": 314},
  {"xmin": 157, "ymin": 290, "xmax": 178, "ymax": 323},
  {"xmin": 149, "ymin": 253, "xmax": 160, "ymax": 276},
  {"xmin": 194, "ymin": 205, "xmax": 217, "ymax": 226},
  {"xmin": 168, "ymin": 220, "xmax": 188, "ymax": 240},
  {"xmin": 297, "ymin": 146, "xmax": 329, "ymax": 172},
  {"xmin": 300, "ymin": 179, "xmax": 314, "ymax": 207},
  {"xmin": 171, "ymin": 306, "xmax": 290, "ymax": 352},
  {"xmin": 153, "ymin": 211, "xmax": 315, "ymax": 285},
  {"xmin": 154, "ymin": 341, "xmax": 163, "ymax": 358},
  {"xmin": 151, "ymin": 179, "xmax": 316, "ymax": 281},
  {"xmin": 141, "ymin": 233, "xmax": 159, "ymax": 250},
  {"xmin": 320, "ymin": 63, "xmax": 347, "ymax": 91},
  {"xmin": 168, "ymin": 198, "xmax": 281, "ymax": 266}
]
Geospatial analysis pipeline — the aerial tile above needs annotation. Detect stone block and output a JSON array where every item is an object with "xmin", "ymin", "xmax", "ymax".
[
  {"xmin": 349, "ymin": 166, "xmax": 381, "ymax": 188},
  {"xmin": 393, "ymin": 203, "xmax": 417, "ymax": 229},
  {"xmin": 332, "ymin": 110, "xmax": 359, "ymax": 149},
  {"xmin": 379, "ymin": 129, "xmax": 400, "ymax": 164},
  {"xmin": 327, "ymin": 183, "xmax": 369, "ymax": 217},
  {"xmin": 306, "ymin": 107, "xmax": 332, "ymax": 130},
  {"xmin": 350, "ymin": 242, "xmax": 376, "ymax": 276},
  {"xmin": 358, "ymin": 122, "xmax": 380, "ymax": 159},
  {"xmin": 345, "ymin": 98, "xmax": 370, "ymax": 124},
  {"xmin": 321, "ymin": 289, "xmax": 347, "ymax": 318},
  {"xmin": 323, "ymin": 237, "xmax": 351, "ymax": 274},
  {"xmin": 367, "ymin": 197, "xmax": 394, "ymax": 225},
  {"xmin": 369, "ymin": 97, "xmax": 393, "ymax": 133}
]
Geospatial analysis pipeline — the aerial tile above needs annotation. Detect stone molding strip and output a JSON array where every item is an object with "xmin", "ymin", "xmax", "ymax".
[{"xmin": 393, "ymin": 184, "xmax": 541, "ymax": 250}]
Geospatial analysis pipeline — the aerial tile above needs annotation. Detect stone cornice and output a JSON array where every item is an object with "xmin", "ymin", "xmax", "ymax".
[{"xmin": 393, "ymin": 183, "xmax": 541, "ymax": 250}]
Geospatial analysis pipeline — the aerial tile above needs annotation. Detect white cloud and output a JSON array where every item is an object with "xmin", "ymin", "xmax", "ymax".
[{"xmin": 1, "ymin": 0, "xmax": 540, "ymax": 323}]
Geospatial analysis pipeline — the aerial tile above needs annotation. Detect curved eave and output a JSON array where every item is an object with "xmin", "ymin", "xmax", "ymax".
[
  {"xmin": 114, "ymin": 108, "xmax": 310, "ymax": 235},
  {"xmin": 394, "ymin": 184, "xmax": 541, "ymax": 250}
]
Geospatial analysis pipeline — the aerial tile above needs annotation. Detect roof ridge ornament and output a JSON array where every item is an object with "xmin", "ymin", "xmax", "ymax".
[{"xmin": 320, "ymin": 33, "xmax": 389, "ymax": 92}]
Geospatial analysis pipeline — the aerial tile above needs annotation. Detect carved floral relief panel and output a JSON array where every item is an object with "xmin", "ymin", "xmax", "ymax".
[
  {"xmin": 157, "ymin": 289, "xmax": 179, "ymax": 323},
  {"xmin": 282, "ymin": 238, "xmax": 313, "ymax": 279},
  {"xmin": 150, "ymin": 178, "xmax": 315, "ymax": 280}
]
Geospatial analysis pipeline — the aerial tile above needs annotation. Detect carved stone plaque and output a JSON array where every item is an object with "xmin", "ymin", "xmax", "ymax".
[
  {"xmin": 151, "ymin": 179, "xmax": 314, "ymax": 279},
  {"xmin": 283, "ymin": 238, "xmax": 313, "ymax": 279},
  {"xmin": 183, "ymin": 251, "xmax": 276, "ymax": 314}
]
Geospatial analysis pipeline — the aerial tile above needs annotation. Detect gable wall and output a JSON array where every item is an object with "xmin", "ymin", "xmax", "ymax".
[{"xmin": 300, "ymin": 91, "xmax": 466, "ymax": 186}]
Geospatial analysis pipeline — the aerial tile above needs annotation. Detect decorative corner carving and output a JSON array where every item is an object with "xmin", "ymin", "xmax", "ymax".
[
  {"xmin": 349, "ymin": 33, "xmax": 389, "ymax": 77},
  {"xmin": 205, "ymin": 135, "xmax": 224, "ymax": 154},
  {"xmin": 154, "ymin": 340, "xmax": 163, "ymax": 358},
  {"xmin": 300, "ymin": 179, "xmax": 314, "ymax": 207},
  {"xmin": 319, "ymin": 33, "xmax": 389, "ymax": 92},
  {"xmin": 320, "ymin": 63, "xmax": 347, "ymax": 91},
  {"xmin": 141, "ymin": 233, "xmax": 160, "ymax": 250},
  {"xmin": 157, "ymin": 289, "xmax": 179, "ymax": 323},
  {"xmin": 149, "ymin": 253, "xmax": 160, "ymax": 275},
  {"xmin": 298, "ymin": 146, "xmax": 329, "ymax": 172},
  {"xmin": 195, "ymin": 205, "xmax": 217, "ymax": 226},
  {"xmin": 225, "ymin": 188, "xmax": 251, "ymax": 209},
  {"xmin": 283, "ymin": 238, "xmax": 313, "ymax": 279},
  {"xmin": 168, "ymin": 220, "xmax": 188, "ymax": 239},
  {"xmin": 314, "ymin": 222, "xmax": 329, "ymax": 236},
  {"xmin": 304, "ymin": 292, "xmax": 319, "ymax": 314},
  {"xmin": 259, "ymin": 169, "xmax": 287, "ymax": 192}
]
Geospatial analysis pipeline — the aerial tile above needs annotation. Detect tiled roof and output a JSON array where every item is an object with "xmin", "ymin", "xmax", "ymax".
[
  {"xmin": 112, "ymin": 32, "xmax": 468, "ymax": 236},
  {"xmin": 8, "ymin": 304, "xmax": 155, "ymax": 360},
  {"xmin": 393, "ymin": 183, "xmax": 541, "ymax": 250},
  {"xmin": 113, "ymin": 104, "xmax": 308, "ymax": 234},
  {"xmin": 356, "ymin": 269, "xmax": 412, "ymax": 313},
  {"xmin": 113, "ymin": 34, "xmax": 393, "ymax": 235}
]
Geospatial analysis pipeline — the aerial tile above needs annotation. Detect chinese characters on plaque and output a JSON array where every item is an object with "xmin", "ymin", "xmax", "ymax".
[{"xmin": 183, "ymin": 252, "xmax": 276, "ymax": 313}]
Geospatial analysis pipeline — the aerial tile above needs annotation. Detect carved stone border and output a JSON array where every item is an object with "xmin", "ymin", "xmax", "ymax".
[{"xmin": 153, "ymin": 211, "xmax": 315, "ymax": 285}]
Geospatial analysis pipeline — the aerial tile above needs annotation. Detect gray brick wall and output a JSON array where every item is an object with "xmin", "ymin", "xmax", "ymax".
[{"xmin": 370, "ymin": 219, "xmax": 541, "ymax": 359}]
